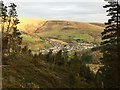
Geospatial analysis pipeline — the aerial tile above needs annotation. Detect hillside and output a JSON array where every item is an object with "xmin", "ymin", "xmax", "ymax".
[
  {"xmin": 18, "ymin": 18, "xmax": 47, "ymax": 34},
  {"xmin": 2, "ymin": 18, "xmax": 103, "ymax": 88},
  {"xmin": 34, "ymin": 20, "xmax": 103, "ymax": 42},
  {"xmin": 89, "ymin": 23, "xmax": 105, "ymax": 27},
  {"xmin": 18, "ymin": 19, "xmax": 104, "ymax": 50},
  {"xmin": 2, "ymin": 56, "xmax": 92, "ymax": 88}
]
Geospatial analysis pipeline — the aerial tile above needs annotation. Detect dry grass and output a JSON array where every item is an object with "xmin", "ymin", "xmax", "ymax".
[
  {"xmin": 18, "ymin": 18, "xmax": 47, "ymax": 33},
  {"xmin": 2, "ymin": 56, "xmax": 91, "ymax": 88},
  {"xmin": 50, "ymin": 39, "xmax": 68, "ymax": 45}
]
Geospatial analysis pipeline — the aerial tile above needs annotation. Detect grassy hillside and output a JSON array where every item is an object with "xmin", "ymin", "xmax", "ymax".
[
  {"xmin": 18, "ymin": 18, "xmax": 46, "ymax": 34},
  {"xmin": 18, "ymin": 19, "xmax": 104, "ymax": 50},
  {"xmin": 34, "ymin": 20, "xmax": 104, "ymax": 43},
  {"xmin": 89, "ymin": 23, "xmax": 105, "ymax": 27},
  {"xmin": 21, "ymin": 33, "xmax": 52, "ymax": 50}
]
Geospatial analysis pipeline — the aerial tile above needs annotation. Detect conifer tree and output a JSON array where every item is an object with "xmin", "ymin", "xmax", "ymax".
[
  {"xmin": 0, "ymin": 0, "xmax": 7, "ymax": 27},
  {"xmin": 6, "ymin": 3, "xmax": 22, "ymax": 55},
  {"xmin": 62, "ymin": 47, "xmax": 68, "ymax": 67},
  {"xmin": 55, "ymin": 50, "xmax": 64, "ymax": 66},
  {"xmin": 45, "ymin": 49, "xmax": 53, "ymax": 63},
  {"xmin": 99, "ymin": 0, "xmax": 120, "ymax": 88},
  {"xmin": 1, "ymin": 1, "xmax": 22, "ymax": 62},
  {"xmin": 0, "ymin": 1, "xmax": 7, "ymax": 49},
  {"xmin": 81, "ymin": 52, "xmax": 92, "ymax": 64}
]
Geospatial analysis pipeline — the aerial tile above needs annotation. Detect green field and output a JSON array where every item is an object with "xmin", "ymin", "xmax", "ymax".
[{"xmin": 35, "ymin": 20, "xmax": 103, "ymax": 42}]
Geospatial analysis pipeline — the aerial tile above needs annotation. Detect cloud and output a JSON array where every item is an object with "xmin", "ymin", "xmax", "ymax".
[
  {"xmin": 3, "ymin": 0, "xmax": 104, "ymax": 2},
  {"xmin": 3, "ymin": 0, "xmax": 107, "ymax": 22}
]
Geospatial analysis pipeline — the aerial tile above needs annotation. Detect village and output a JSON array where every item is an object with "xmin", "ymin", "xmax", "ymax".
[{"xmin": 39, "ymin": 38, "xmax": 98, "ymax": 54}]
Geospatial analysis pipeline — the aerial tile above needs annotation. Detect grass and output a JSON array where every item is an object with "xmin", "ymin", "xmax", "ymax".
[
  {"xmin": 21, "ymin": 34, "xmax": 37, "ymax": 43},
  {"xmin": 18, "ymin": 18, "xmax": 46, "ymax": 33},
  {"xmin": 18, "ymin": 19, "xmax": 104, "ymax": 50},
  {"xmin": 21, "ymin": 33, "xmax": 52, "ymax": 50},
  {"xmin": 50, "ymin": 39, "xmax": 68, "ymax": 45},
  {"xmin": 75, "ymin": 34, "xmax": 94, "ymax": 42},
  {"xmin": 36, "ymin": 21, "xmax": 103, "ymax": 43}
]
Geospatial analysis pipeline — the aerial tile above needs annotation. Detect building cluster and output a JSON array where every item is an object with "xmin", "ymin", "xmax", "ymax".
[{"xmin": 40, "ymin": 38, "xmax": 97, "ymax": 54}]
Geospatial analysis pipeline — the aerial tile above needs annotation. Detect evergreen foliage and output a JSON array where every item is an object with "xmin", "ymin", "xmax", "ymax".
[
  {"xmin": 81, "ymin": 52, "xmax": 92, "ymax": 63},
  {"xmin": 0, "ymin": 2, "xmax": 32, "ymax": 65},
  {"xmin": 98, "ymin": 0, "xmax": 120, "ymax": 88}
]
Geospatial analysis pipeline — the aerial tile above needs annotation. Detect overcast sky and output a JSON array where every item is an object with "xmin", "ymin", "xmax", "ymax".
[{"xmin": 3, "ymin": 0, "xmax": 108, "ymax": 22}]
